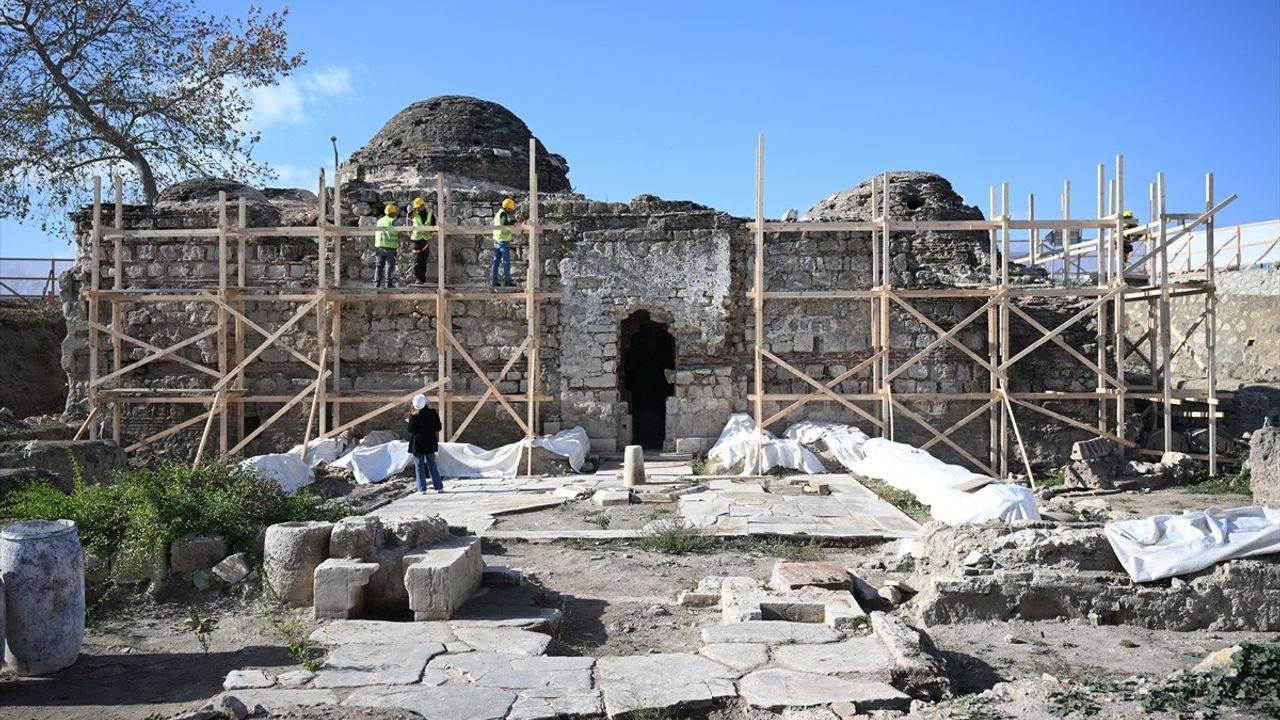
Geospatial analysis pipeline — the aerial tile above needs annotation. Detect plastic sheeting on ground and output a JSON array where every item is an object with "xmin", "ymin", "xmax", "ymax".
[
  {"xmin": 1104, "ymin": 506, "xmax": 1280, "ymax": 582},
  {"xmin": 240, "ymin": 452, "xmax": 314, "ymax": 496},
  {"xmin": 783, "ymin": 420, "xmax": 871, "ymax": 469},
  {"xmin": 707, "ymin": 413, "xmax": 826, "ymax": 475},
  {"xmin": 286, "ymin": 438, "xmax": 349, "ymax": 468},
  {"xmin": 325, "ymin": 426, "xmax": 593, "ymax": 485},
  {"xmin": 848, "ymin": 437, "xmax": 1040, "ymax": 525}
]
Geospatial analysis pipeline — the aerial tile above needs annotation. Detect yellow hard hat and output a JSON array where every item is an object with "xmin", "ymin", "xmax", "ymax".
[
  {"xmin": 502, "ymin": 198, "xmax": 516, "ymax": 211},
  {"xmin": 412, "ymin": 197, "xmax": 426, "ymax": 209},
  {"xmin": 1123, "ymin": 210, "xmax": 1134, "ymax": 218},
  {"xmin": 385, "ymin": 203, "xmax": 398, "ymax": 215}
]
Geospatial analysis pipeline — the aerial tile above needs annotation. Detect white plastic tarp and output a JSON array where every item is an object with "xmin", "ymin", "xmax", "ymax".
[
  {"xmin": 1104, "ymin": 506, "xmax": 1280, "ymax": 582},
  {"xmin": 240, "ymin": 452, "xmax": 315, "ymax": 496},
  {"xmin": 707, "ymin": 413, "xmax": 826, "ymax": 475},
  {"xmin": 531, "ymin": 426, "xmax": 590, "ymax": 472},
  {"xmin": 286, "ymin": 437, "xmax": 349, "ymax": 468},
  {"xmin": 849, "ymin": 437, "xmax": 1040, "ymax": 524},
  {"xmin": 331, "ymin": 440, "xmax": 412, "ymax": 485},
  {"xmin": 783, "ymin": 420, "xmax": 871, "ymax": 468},
  {"xmin": 328, "ymin": 426, "xmax": 593, "ymax": 484}
]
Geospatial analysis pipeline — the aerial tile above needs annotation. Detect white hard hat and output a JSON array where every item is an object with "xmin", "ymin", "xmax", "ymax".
[{"xmin": 412, "ymin": 394, "xmax": 427, "ymax": 410}]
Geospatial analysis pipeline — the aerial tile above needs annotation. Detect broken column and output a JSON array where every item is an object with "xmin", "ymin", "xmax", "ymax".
[
  {"xmin": 0, "ymin": 519, "xmax": 85, "ymax": 676},
  {"xmin": 1064, "ymin": 437, "xmax": 1122, "ymax": 489},
  {"xmin": 623, "ymin": 445, "xmax": 646, "ymax": 486},
  {"xmin": 1250, "ymin": 419, "xmax": 1280, "ymax": 507},
  {"xmin": 404, "ymin": 535, "xmax": 482, "ymax": 620},
  {"xmin": 264, "ymin": 521, "xmax": 334, "ymax": 607}
]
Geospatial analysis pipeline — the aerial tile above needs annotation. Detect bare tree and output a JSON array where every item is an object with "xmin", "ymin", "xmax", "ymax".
[{"xmin": 0, "ymin": 1, "xmax": 304, "ymax": 228}]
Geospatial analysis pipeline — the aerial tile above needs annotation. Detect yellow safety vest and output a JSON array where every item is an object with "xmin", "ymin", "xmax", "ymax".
[
  {"xmin": 375, "ymin": 214, "xmax": 398, "ymax": 249},
  {"xmin": 492, "ymin": 209, "xmax": 513, "ymax": 245},
  {"xmin": 412, "ymin": 210, "xmax": 435, "ymax": 242}
]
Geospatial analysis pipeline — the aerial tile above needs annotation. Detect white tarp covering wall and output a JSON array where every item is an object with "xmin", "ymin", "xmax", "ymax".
[
  {"xmin": 256, "ymin": 426, "xmax": 594, "ymax": 488},
  {"xmin": 849, "ymin": 438, "xmax": 1040, "ymax": 524},
  {"xmin": 240, "ymin": 453, "xmax": 315, "ymax": 496},
  {"xmin": 707, "ymin": 413, "xmax": 826, "ymax": 475},
  {"xmin": 1104, "ymin": 506, "xmax": 1280, "ymax": 582},
  {"xmin": 706, "ymin": 414, "xmax": 1038, "ymax": 525}
]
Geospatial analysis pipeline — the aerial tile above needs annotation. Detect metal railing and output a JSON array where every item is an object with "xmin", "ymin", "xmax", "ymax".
[{"xmin": 0, "ymin": 257, "xmax": 75, "ymax": 305}]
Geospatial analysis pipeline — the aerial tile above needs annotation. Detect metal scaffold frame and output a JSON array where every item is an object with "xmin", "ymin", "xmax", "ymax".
[
  {"xmin": 748, "ymin": 135, "xmax": 1234, "ymax": 479},
  {"xmin": 80, "ymin": 139, "xmax": 554, "ymax": 471}
]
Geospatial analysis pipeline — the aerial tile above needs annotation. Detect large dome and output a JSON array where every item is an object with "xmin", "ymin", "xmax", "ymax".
[{"xmin": 346, "ymin": 95, "xmax": 570, "ymax": 193}]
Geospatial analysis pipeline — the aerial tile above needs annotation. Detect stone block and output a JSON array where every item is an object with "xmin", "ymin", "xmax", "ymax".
[
  {"xmin": 482, "ymin": 565, "xmax": 523, "ymax": 587},
  {"xmin": 213, "ymin": 552, "xmax": 252, "ymax": 584},
  {"xmin": 170, "ymin": 534, "xmax": 226, "ymax": 575},
  {"xmin": 594, "ymin": 488, "xmax": 631, "ymax": 507},
  {"xmin": 313, "ymin": 558, "xmax": 380, "ymax": 620},
  {"xmin": 1252, "ymin": 424, "xmax": 1280, "ymax": 507},
  {"xmin": 223, "ymin": 669, "xmax": 274, "ymax": 691},
  {"xmin": 738, "ymin": 668, "xmax": 909, "ymax": 711},
  {"xmin": 329, "ymin": 516, "xmax": 384, "ymax": 559},
  {"xmin": 675, "ymin": 437, "xmax": 714, "ymax": 455},
  {"xmin": 770, "ymin": 561, "xmax": 851, "ymax": 592},
  {"xmin": 404, "ymin": 536, "xmax": 482, "ymax": 620}
]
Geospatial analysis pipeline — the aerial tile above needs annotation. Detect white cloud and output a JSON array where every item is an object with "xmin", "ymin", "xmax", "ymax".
[
  {"xmin": 303, "ymin": 67, "xmax": 353, "ymax": 96},
  {"xmin": 248, "ymin": 77, "xmax": 306, "ymax": 127},
  {"xmin": 247, "ymin": 67, "xmax": 354, "ymax": 129}
]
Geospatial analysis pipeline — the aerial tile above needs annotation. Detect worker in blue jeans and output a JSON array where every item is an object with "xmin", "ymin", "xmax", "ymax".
[
  {"xmin": 407, "ymin": 393, "xmax": 443, "ymax": 493},
  {"xmin": 491, "ymin": 197, "xmax": 522, "ymax": 287}
]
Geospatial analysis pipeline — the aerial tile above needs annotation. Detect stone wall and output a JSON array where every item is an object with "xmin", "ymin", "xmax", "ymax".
[{"xmin": 62, "ymin": 173, "xmax": 1101, "ymax": 468}]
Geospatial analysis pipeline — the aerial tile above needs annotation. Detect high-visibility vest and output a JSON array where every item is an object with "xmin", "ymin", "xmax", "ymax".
[
  {"xmin": 492, "ymin": 209, "xmax": 513, "ymax": 244},
  {"xmin": 376, "ymin": 214, "xmax": 398, "ymax": 249},
  {"xmin": 411, "ymin": 210, "xmax": 435, "ymax": 242}
]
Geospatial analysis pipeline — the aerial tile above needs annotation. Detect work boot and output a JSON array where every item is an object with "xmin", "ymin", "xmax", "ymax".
[{"xmin": 504, "ymin": 280, "xmax": 516, "ymax": 287}]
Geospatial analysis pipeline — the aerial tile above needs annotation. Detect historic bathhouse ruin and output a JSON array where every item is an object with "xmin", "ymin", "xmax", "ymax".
[{"xmin": 60, "ymin": 96, "xmax": 1210, "ymax": 469}]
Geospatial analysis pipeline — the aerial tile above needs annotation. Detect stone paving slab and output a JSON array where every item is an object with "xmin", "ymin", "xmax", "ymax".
[
  {"xmin": 312, "ymin": 642, "xmax": 444, "ymax": 687},
  {"xmin": 451, "ymin": 626, "xmax": 552, "ymax": 656},
  {"xmin": 596, "ymin": 653, "xmax": 738, "ymax": 717},
  {"xmin": 212, "ymin": 689, "xmax": 338, "ymax": 709},
  {"xmin": 508, "ymin": 688, "xmax": 603, "ymax": 720},
  {"xmin": 737, "ymin": 668, "xmax": 910, "ymax": 711},
  {"xmin": 343, "ymin": 685, "xmax": 516, "ymax": 720},
  {"xmin": 310, "ymin": 619, "xmax": 456, "ymax": 646},
  {"xmin": 700, "ymin": 621, "xmax": 842, "ymax": 645},
  {"xmin": 772, "ymin": 637, "xmax": 895, "ymax": 677},
  {"xmin": 699, "ymin": 642, "xmax": 770, "ymax": 671},
  {"xmin": 428, "ymin": 653, "xmax": 594, "ymax": 690}
]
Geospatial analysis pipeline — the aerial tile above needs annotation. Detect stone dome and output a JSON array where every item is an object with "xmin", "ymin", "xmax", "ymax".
[
  {"xmin": 346, "ymin": 95, "xmax": 571, "ymax": 193},
  {"xmin": 802, "ymin": 171, "xmax": 982, "ymax": 222}
]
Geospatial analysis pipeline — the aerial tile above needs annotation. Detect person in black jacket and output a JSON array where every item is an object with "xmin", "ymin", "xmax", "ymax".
[{"xmin": 407, "ymin": 393, "xmax": 444, "ymax": 493}]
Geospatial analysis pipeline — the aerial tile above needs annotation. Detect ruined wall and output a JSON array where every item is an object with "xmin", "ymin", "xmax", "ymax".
[{"xmin": 62, "ymin": 172, "xmax": 1099, "ymax": 468}]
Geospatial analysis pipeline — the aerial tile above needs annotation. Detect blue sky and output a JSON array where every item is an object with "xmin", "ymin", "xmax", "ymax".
[{"xmin": 2, "ymin": 0, "xmax": 1278, "ymax": 257}]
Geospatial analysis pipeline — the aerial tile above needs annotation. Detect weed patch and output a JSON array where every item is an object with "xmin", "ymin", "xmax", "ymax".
[
  {"xmin": 856, "ymin": 475, "xmax": 930, "ymax": 523},
  {"xmin": 637, "ymin": 521, "xmax": 715, "ymax": 555},
  {"xmin": 0, "ymin": 461, "xmax": 348, "ymax": 584}
]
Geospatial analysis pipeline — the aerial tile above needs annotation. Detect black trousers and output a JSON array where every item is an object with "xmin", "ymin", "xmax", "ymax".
[{"xmin": 412, "ymin": 240, "xmax": 430, "ymax": 284}]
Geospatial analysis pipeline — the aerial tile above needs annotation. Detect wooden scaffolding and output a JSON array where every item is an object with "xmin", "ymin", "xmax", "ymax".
[
  {"xmin": 749, "ymin": 135, "xmax": 1234, "ymax": 479},
  {"xmin": 79, "ymin": 140, "xmax": 554, "ymax": 468}
]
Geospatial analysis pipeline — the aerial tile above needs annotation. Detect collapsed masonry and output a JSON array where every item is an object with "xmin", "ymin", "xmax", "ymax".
[{"xmin": 62, "ymin": 95, "xmax": 1112, "ymax": 466}]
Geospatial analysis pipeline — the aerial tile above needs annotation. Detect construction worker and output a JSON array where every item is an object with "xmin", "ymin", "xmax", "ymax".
[
  {"xmin": 374, "ymin": 203, "xmax": 400, "ymax": 288},
  {"xmin": 409, "ymin": 197, "xmax": 435, "ymax": 286},
  {"xmin": 1122, "ymin": 210, "xmax": 1140, "ymax": 264},
  {"xmin": 491, "ymin": 197, "xmax": 520, "ymax": 288}
]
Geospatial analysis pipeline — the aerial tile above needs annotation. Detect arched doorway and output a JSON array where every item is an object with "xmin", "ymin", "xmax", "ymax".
[{"xmin": 619, "ymin": 310, "xmax": 675, "ymax": 450}]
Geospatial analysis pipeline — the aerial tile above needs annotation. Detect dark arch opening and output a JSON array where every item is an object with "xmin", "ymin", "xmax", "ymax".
[{"xmin": 619, "ymin": 310, "xmax": 675, "ymax": 450}]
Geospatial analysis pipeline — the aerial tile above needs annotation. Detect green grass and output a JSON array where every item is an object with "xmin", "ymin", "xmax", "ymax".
[
  {"xmin": 1040, "ymin": 466, "xmax": 1067, "ymax": 488},
  {"xmin": 1140, "ymin": 639, "xmax": 1280, "ymax": 716},
  {"xmin": 636, "ymin": 520, "xmax": 715, "ymax": 555},
  {"xmin": 1185, "ymin": 463, "xmax": 1251, "ymax": 495},
  {"xmin": 856, "ymin": 475, "xmax": 930, "ymax": 523},
  {"xmin": 0, "ymin": 460, "xmax": 348, "ymax": 583},
  {"xmin": 688, "ymin": 454, "xmax": 714, "ymax": 475},
  {"xmin": 749, "ymin": 537, "xmax": 827, "ymax": 561}
]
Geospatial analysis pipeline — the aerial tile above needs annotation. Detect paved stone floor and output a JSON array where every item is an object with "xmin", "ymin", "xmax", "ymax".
[
  {"xmin": 218, "ymin": 616, "xmax": 910, "ymax": 719},
  {"xmin": 372, "ymin": 466, "xmax": 922, "ymax": 541}
]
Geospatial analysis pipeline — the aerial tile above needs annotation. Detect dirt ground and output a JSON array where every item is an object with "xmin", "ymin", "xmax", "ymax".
[{"xmin": 0, "ymin": 478, "xmax": 1271, "ymax": 720}]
